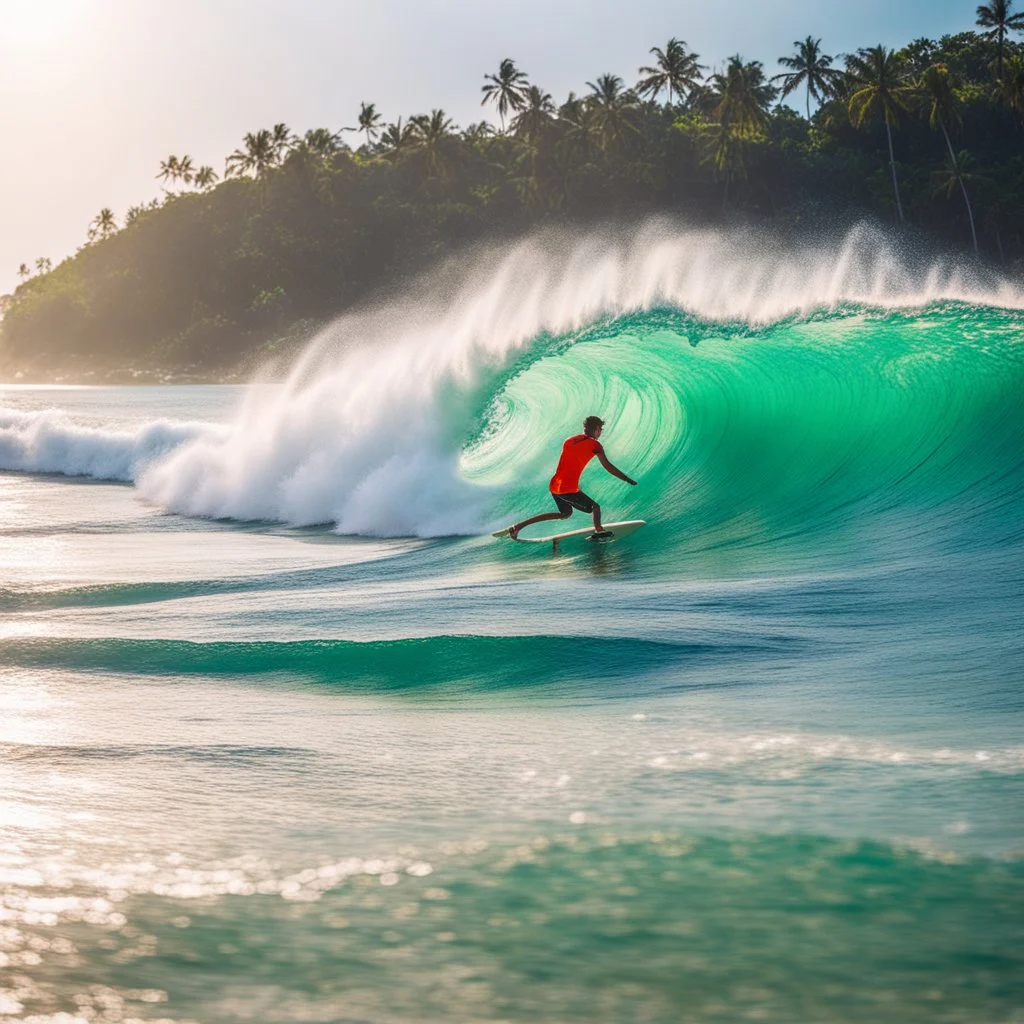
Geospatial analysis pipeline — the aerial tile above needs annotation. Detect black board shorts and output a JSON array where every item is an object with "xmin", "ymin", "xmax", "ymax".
[{"xmin": 552, "ymin": 490, "xmax": 596, "ymax": 515}]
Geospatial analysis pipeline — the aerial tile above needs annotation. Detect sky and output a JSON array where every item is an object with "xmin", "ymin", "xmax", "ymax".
[{"xmin": 0, "ymin": 0, "xmax": 974, "ymax": 295}]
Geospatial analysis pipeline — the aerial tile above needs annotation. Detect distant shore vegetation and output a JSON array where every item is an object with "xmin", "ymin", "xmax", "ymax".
[{"xmin": 3, "ymin": 2, "xmax": 1024, "ymax": 381}]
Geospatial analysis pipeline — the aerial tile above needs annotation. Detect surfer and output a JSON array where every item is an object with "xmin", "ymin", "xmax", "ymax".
[{"xmin": 508, "ymin": 416, "xmax": 637, "ymax": 541}]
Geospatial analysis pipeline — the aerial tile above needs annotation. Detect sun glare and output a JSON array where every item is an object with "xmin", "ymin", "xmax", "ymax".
[{"xmin": 3, "ymin": 0, "xmax": 84, "ymax": 46}]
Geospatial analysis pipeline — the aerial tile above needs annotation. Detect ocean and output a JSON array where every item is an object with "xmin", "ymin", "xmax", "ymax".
[{"xmin": 1, "ymin": 225, "xmax": 1022, "ymax": 1023}]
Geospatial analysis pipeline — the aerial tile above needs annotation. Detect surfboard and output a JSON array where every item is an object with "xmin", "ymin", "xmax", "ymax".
[{"xmin": 492, "ymin": 520, "xmax": 646, "ymax": 551}]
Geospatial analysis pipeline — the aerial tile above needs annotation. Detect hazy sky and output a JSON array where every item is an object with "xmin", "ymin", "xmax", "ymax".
[{"xmin": 1, "ymin": 0, "xmax": 972, "ymax": 294}]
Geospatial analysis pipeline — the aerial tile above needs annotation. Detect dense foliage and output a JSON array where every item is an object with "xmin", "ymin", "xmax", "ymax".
[{"xmin": 3, "ymin": 14, "xmax": 1023, "ymax": 380}]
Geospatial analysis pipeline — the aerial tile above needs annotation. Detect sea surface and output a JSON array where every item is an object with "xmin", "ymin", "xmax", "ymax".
[{"xmin": 1, "ymin": 226, "xmax": 1022, "ymax": 1023}]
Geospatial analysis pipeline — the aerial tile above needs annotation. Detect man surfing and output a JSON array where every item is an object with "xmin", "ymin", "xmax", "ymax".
[{"xmin": 508, "ymin": 416, "xmax": 637, "ymax": 541}]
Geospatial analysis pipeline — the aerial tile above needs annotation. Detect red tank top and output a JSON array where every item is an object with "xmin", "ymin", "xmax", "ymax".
[{"xmin": 550, "ymin": 434, "xmax": 603, "ymax": 494}]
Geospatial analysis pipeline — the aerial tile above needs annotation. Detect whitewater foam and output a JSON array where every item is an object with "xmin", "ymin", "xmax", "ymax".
[
  {"xmin": 0, "ymin": 408, "xmax": 217, "ymax": 481},
  {"xmin": 2, "ymin": 223, "xmax": 1021, "ymax": 536}
]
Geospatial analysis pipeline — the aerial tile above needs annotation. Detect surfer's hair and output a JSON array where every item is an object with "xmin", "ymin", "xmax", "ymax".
[{"xmin": 583, "ymin": 415, "xmax": 604, "ymax": 436}]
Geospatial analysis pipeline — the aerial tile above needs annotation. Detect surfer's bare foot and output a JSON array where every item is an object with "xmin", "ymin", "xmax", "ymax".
[{"xmin": 589, "ymin": 530, "xmax": 614, "ymax": 541}]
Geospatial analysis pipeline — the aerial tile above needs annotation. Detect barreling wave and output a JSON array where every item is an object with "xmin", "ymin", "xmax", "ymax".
[{"xmin": 1, "ymin": 222, "xmax": 1022, "ymax": 555}]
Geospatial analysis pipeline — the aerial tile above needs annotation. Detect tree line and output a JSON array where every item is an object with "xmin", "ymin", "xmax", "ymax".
[{"xmin": 3, "ymin": 0, "xmax": 1023, "ymax": 379}]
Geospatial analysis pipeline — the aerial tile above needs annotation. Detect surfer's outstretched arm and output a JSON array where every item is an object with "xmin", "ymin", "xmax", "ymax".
[{"xmin": 597, "ymin": 451, "xmax": 637, "ymax": 486}]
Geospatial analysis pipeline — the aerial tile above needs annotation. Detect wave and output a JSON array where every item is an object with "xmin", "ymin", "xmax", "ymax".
[
  {"xmin": 0, "ymin": 634, "xmax": 787, "ymax": 691},
  {"xmin": 1, "ymin": 223, "xmax": 1022, "ymax": 552},
  {"xmin": 0, "ymin": 407, "xmax": 218, "ymax": 480}
]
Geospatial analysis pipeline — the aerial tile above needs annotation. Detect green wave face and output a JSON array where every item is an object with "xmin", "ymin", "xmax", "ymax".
[{"xmin": 466, "ymin": 303, "xmax": 1024, "ymax": 567}]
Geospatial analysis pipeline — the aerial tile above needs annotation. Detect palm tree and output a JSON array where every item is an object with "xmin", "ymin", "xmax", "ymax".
[
  {"xmin": 34, "ymin": 257, "xmax": 51, "ymax": 275},
  {"xmin": 976, "ymin": 0, "xmax": 1024, "ymax": 78},
  {"xmin": 177, "ymin": 154, "xmax": 195, "ymax": 185},
  {"xmin": 157, "ymin": 155, "xmax": 182, "ymax": 188},
  {"xmin": 920, "ymin": 63, "xmax": 979, "ymax": 253},
  {"xmin": 302, "ymin": 128, "xmax": 344, "ymax": 159},
  {"xmin": 355, "ymin": 102, "xmax": 383, "ymax": 147},
  {"xmin": 700, "ymin": 119, "xmax": 749, "ymax": 204},
  {"xmin": 194, "ymin": 165, "xmax": 219, "ymax": 190},
  {"xmin": 709, "ymin": 56, "xmax": 777, "ymax": 135},
  {"xmin": 380, "ymin": 117, "xmax": 415, "ymax": 159},
  {"xmin": 559, "ymin": 92, "xmax": 601, "ymax": 163},
  {"xmin": 408, "ymin": 109, "xmax": 457, "ymax": 178},
  {"xmin": 270, "ymin": 123, "xmax": 294, "ymax": 161},
  {"xmin": 88, "ymin": 208, "xmax": 117, "ymax": 241},
  {"xmin": 699, "ymin": 57, "xmax": 777, "ymax": 206},
  {"xmin": 225, "ymin": 129, "xmax": 280, "ymax": 179},
  {"xmin": 845, "ymin": 46, "xmax": 918, "ymax": 223},
  {"xmin": 481, "ymin": 58, "xmax": 529, "ymax": 132},
  {"xmin": 637, "ymin": 38, "xmax": 706, "ymax": 106},
  {"xmin": 463, "ymin": 121, "xmax": 497, "ymax": 148},
  {"xmin": 932, "ymin": 150, "xmax": 984, "ymax": 254},
  {"xmin": 585, "ymin": 73, "xmax": 639, "ymax": 150},
  {"xmin": 380, "ymin": 117, "xmax": 413, "ymax": 158},
  {"xmin": 17, "ymin": 263, "xmax": 30, "ymax": 281},
  {"xmin": 511, "ymin": 85, "xmax": 556, "ymax": 141},
  {"xmin": 774, "ymin": 37, "xmax": 841, "ymax": 118},
  {"xmin": 286, "ymin": 128, "xmax": 346, "ymax": 185},
  {"xmin": 992, "ymin": 54, "xmax": 1024, "ymax": 115}
]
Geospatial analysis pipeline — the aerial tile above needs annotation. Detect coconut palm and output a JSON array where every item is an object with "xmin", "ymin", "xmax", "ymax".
[
  {"xmin": 157, "ymin": 155, "xmax": 183, "ymax": 188},
  {"xmin": 976, "ymin": 0, "xmax": 1024, "ymax": 78},
  {"xmin": 88, "ymin": 208, "xmax": 117, "ymax": 241},
  {"xmin": 287, "ymin": 129, "xmax": 346, "ymax": 179},
  {"xmin": 709, "ymin": 56, "xmax": 777, "ymax": 135},
  {"xmin": 463, "ymin": 121, "xmax": 497, "ymax": 148},
  {"xmin": 636, "ymin": 38, "xmax": 706, "ymax": 106},
  {"xmin": 270, "ymin": 123, "xmax": 294, "ymax": 161},
  {"xmin": 380, "ymin": 118, "xmax": 413, "ymax": 158},
  {"xmin": 511, "ymin": 85, "xmax": 556, "ymax": 141},
  {"xmin": 34, "ymin": 257, "xmax": 51, "ymax": 274},
  {"xmin": 355, "ymin": 102, "xmax": 383, "ymax": 147},
  {"xmin": 698, "ymin": 57, "xmax": 777, "ymax": 206},
  {"xmin": 194, "ymin": 165, "xmax": 219, "ymax": 190},
  {"xmin": 585, "ymin": 73, "xmax": 639, "ymax": 150},
  {"xmin": 17, "ymin": 263, "xmax": 30, "ymax": 281},
  {"xmin": 176, "ymin": 155, "xmax": 195, "ymax": 185},
  {"xmin": 773, "ymin": 37, "xmax": 842, "ymax": 118},
  {"xmin": 225, "ymin": 129, "xmax": 280, "ymax": 179},
  {"xmin": 932, "ymin": 149, "xmax": 984, "ymax": 254},
  {"xmin": 920, "ymin": 63, "xmax": 979, "ymax": 252},
  {"xmin": 408, "ymin": 109, "xmax": 457, "ymax": 178},
  {"xmin": 481, "ymin": 58, "xmax": 529, "ymax": 132},
  {"xmin": 992, "ymin": 54, "xmax": 1024, "ymax": 114},
  {"xmin": 559, "ymin": 93, "xmax": 601, "ymax": 163},
  {"xmin": 700, "ymin": 119, "xmax": 749, "ymax": 203},
  {"xmin": 845, "ymin": 46, "xmax": 918, "ymax": 222}
]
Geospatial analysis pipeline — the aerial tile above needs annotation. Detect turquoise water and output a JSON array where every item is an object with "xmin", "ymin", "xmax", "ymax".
[{"xmin": 1, "ymin": 231, "xmax": 1023, "ymax": 1022}]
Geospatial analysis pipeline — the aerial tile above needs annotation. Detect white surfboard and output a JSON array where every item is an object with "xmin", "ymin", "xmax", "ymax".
[{"xmin": 492, "ymin": 519, "xmax": 646, "ymax": 551}]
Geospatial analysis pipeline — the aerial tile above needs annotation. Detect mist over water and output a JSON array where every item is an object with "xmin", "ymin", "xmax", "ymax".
[{"xmin": 1, "ymin": 222, "xmax": 1023, "ymax": 1023}]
